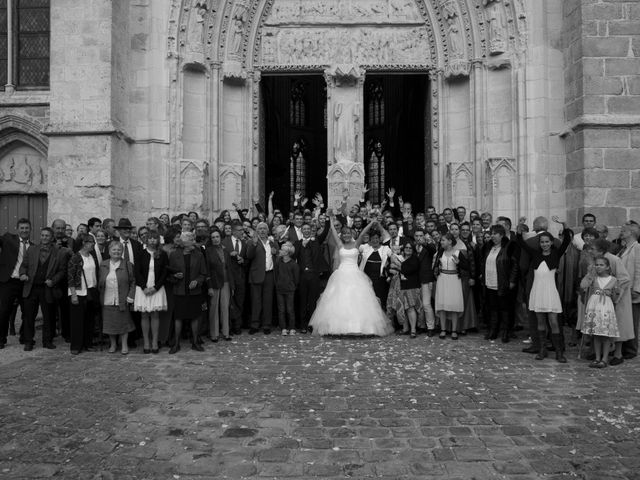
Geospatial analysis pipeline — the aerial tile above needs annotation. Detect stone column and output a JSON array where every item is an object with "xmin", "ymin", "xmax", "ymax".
[{"xmin": 324, "ymin": 65, "xmax": 365, "ymax": 212}]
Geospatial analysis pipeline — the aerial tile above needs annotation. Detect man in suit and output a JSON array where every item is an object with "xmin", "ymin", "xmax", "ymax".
[
  {"xmin": 294, "ymin": 219, "xmax": 330, "ymax": 333},
  {"xmin": 246, "ymin": 222, "xmax": 277, "ymax": 334},
  {"xmin": 115, "ymin": 218, "xmax": 144, "ymax": 345},
  {"xmin": 51, "ymin": 218, "xmax": 74, "ymax": 341},
  {"xmin": 0, "ymin": 218, "xmax": 33, "ymax": 348},
  {"xmin": 223, "ymin": 220, "xmax": 248, "ymax": 335},
  {"xmin": 384, "ymin": 223, "xmax": 408, "ymax": 248},
  {"xmin": 19, "ymin": 227, "xmax": 65, "ymax": 350},
  {"xmin": 285, "ymin": 212, "xmax": 305, "ymax": 244}
]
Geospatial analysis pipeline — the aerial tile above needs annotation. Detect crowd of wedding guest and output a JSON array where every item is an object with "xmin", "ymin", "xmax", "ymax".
[{"xmin": 0, "ymin": 188, "xmax": 638, "ymax": 368}]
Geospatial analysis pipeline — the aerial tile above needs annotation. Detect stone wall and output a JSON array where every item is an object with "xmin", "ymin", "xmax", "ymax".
[{"xmin": 563, "ymin": 0, "xmax": 640, "ymax": 227}]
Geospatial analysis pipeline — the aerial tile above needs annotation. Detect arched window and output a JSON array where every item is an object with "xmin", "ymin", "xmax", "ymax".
[
  {"xmin": 367, "ymin": 80, "xmax": 384, "ymax": 127},
  {"xmin": 0, "ymin": 0, "xmax": 50, "ymax": 90},
  {"xmin": 289, "ymin": 81, "xmax": 306, "ymax": 127}
]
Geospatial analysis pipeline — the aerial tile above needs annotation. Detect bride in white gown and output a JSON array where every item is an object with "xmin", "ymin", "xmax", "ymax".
[{"xmin": 309, "ymin": 213, "xmax": 394, "ymax": 336}]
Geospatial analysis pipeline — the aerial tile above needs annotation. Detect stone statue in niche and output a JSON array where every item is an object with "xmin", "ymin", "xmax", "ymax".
[
  {"xmin": 194, "ymin": 0, "xmax": 208, "ymax": 23},
  {"xmin": 229, "ymin": 4, "xmax": 247, "ymax": 55},
  {"xmin": 483, "ymin": 0, "xmax": 507, "ymax": 55},
  {"xmin": 334, "ymin": 102, "xmax": 360, "ymax": 164}
]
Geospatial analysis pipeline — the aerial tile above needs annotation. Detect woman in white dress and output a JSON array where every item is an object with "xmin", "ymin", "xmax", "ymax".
[{"xmin": 309, "ymin": 212, "xmax": 394, "ymax": 336}]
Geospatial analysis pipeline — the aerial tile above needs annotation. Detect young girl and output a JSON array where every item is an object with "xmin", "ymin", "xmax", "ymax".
[
  {"xmin": 516, "ymin": 216, "xmax": 572, "ymax": 362},
  {"xmin": 580, "ymin": 256, "xmax": 620, "ymax": 368},
  {"xmin": 434, "ymin": 233, "xmax": 465, "ymax": 340}
]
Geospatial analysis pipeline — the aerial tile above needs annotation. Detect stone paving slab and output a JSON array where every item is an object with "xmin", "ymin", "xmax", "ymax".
[{"xmin": 1, "ymin": 332, "xmax": 639, "ymax": 479}]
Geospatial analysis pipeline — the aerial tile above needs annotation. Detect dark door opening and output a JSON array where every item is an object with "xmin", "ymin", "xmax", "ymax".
[
  {"xmin": 262, "ymin": 75, "xmax": 327, "ymax": 215},
  {"xmin": 363, "ymin": 74, "xmax": 429, "ymax": 210}
]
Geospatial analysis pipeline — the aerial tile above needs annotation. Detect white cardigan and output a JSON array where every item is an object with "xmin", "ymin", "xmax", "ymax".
[{"xmin": 358, "ymin": 244, "xmax": 392, "ymax": 275}]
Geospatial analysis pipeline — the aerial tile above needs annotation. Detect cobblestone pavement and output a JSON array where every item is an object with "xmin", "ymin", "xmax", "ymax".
[{"xmin": 1, "ymin": 330, "xmax": 639, "ymax": 480}]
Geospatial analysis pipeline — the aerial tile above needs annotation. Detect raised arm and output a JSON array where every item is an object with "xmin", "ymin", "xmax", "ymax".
[
  {"xmin": 552, "ymin": 216, "xmax": 572, "ymax": 257},
  {"xmin": 355, "ymin": 219, "xmax": 377, "ymax": 249},
  {"xmin": 327, "ymin": 210, "xmax": 343, "ymax": 248},
  {"xmin": 267, "ymin": 191, "xmax": 275, "ymax": 223}
]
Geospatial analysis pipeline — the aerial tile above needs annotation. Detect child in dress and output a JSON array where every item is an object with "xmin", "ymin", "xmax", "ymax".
[
  {"xmin": 580, "ymin": 256, "xmax": 620, "ymax": 368},
  {"xmin": 274, "ymin": 242, "xmax": 299, "ymax": 336},
  {"xmin": 516, "ymin": 216, "xmax": 572, "ymax": 362},
  {"xmin": 434, "ymin": 233, "xmax": 465, "ymax": 340}
]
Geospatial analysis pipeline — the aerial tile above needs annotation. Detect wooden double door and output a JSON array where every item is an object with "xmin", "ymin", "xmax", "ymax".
[{"xmin": 262, "ymin": 73, "xmax": 429, "ymax": 214}]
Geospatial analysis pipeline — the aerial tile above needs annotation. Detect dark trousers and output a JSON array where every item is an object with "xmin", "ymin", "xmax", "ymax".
[
  {"xmin": 230, "ymin": 277, "xmax": 246, "ymax": 331},
  {"xmin": 0, "ymin": 279, "xmax": 24, "ymax": 345},
  {"xmin": 50, "ymin": 295, "xmax": 70, "ymax": 340},
  {"xmin": 485, "ymin": 288, "xmax": 511, "ymax": 333},
  {"xmin": 23, "ymin": 285, "xmax": 53, "ymax": 346},
  {"xmin": 70, "ymin": 294, "xmax": 99, "ymax": 351},
  {"xmin": 371, "ymin": 277, "xmax": 388, "ymax": 310},
  {"xmin": 622, "ymin": 303, "xmax": 640, "ymax": 357},
  {"xmin": 298, "ymin": 271, "xmax": 320, "ymax": 329},
  {"xmin": 250, "ymin": 271, "xmax": 274, "ymax": 329},
  {"xmin": 277, "ymin": 292, "xmax": 296, "ymax": 330}
]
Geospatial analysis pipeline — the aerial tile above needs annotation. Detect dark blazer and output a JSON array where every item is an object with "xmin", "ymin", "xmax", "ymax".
[
  {"xmin": 67, "ymin": 250, "xmax": 100, "ymax": 291},
  {"xmin": 416, "ymin": 243, "xmax": 437, "ymax": 284},
  {"xmin": 293, "ymin": 220, "xmax": 331, "ymax": 274},
  {"xmin": 285, "ymin": 225, "xmax": 304, "ymax": 244},
  {"xmin": 20, "ymin": 244, "xmax": 66, "ymax": 302},
  {"xmin": 205, "ymin": 245, "xmax": 235, "ymax": 291},
  {"xmin": 134, "ymin": 249, "xmax": 169, "ymax": 291},
  {"xmin": 246, "ymin": 238, "xmax": 278, "ymax": 284},
  {"xmin": 168, "ymin": 247, "xmax": 208, "ymax": 296},
  {"xmin": 400, "ymin": 254, "xmax": 420, "ymax": 290},
  {"xmin": 384, "ymin": 236, "xmax": 410, "ymax": 248},
  {"xmin": 481, "ymin": 242, "xmax": 519, "ymax": 296},
  {"xmin": 0, "ymin": 233, "xmax": 32, "ymax": 282},
  {"xmin": 121, "ymin": 238, "xmax": 144, "ymax": 265},
  {"xmin": 98, "ymin": 259, "xmax": 136, "ymax": 311},
  {"xmin": 222, "ymin": 236, "xmax": 248, "ymax": 282}
]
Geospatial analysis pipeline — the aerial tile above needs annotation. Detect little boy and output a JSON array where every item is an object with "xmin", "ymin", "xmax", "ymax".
[{"xmin": 274, "ymin": 242, "xmax": 299, "ymax": 335}]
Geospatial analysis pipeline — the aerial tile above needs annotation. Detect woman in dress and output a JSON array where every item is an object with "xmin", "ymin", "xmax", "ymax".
[
  {"xmin": 99, "ymin": 240, "xmax": 136, "ymax": 354},
  {"xmin": 434, "ymin": 233, "xmax": 466, "ymax": 340},
  {"xmin": 516, "ymin": 216, "xmax": 572, "ymax": 362},
  {"xmin": 134, "ymin": 231, "xmax": 169, "ymax": 354},
  {"xmin": 580, "ymin": 256, "xmax": 620, "ymax": 368},
  {"xmin": 168, "ymin": 232, "xmax": 208, "ymax": 353},
  {"xmin": 309, "ymin": 212, "xmax": 393, "ymax": 336}
]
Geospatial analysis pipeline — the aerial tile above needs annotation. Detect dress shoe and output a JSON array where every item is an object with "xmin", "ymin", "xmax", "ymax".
[
  {"xmin": 23, "ymin": 344, "xmax": 34, "ymax": 351},
  {"xmin": 70, "ymin": 350, "xmax": 80, "ymax": 355},
  {"xmin": 169, "ymin": 344, "xmax": 180, "ymax": 354},
  {"xmin": 151, "ymin": 348, "xmax": 159, "ymax": 354},
  {"xmin": 300, "ymin": 328, "xmax": 307, "ymax": 334},
  {"xmin": 522, "ymin": 345, "xmax": 540, "ymax": 354},
  {"xmin": 249, "ymin": 328, "xmax": 258, "ymax": 335},
  {"xmin": 84, "ymin": 346, "xmax": 96, "ymax": 352},
  {"xmin": 191, "ymin": 343, "xmax": 204, "ymax": 352},
  {"xmin": 121, "ymin": 350, "xmax": 129, "ymax": 355},
  {"xmin": 0, "ymin": 343, "xmax": 5, "ymax": 350},
  {"xmin": 426, "ymin": 330, "xmax": 434, "ymax": 337},
  {"xmin": 143, "ymin": 349, "xmax": 151, "ymax": 354},
  {"xmin": 232, "ymin": 328, "xmax": 242, "ymax": 335},
  {"xmin": 223, "ymin": 336, "xmax": 232, "ymax": 341},
  {"xmin": 43, "ymin": 343, "xmax": 56, "ymax": 349},
  {"xmin": 609, "ymin": 356, "xmax": 624, "ymax": 366},
  {"xmin": 263, "ymin": 328, "xmax": 271, "ymax": 335},
  {"xmin": 209, "ymin": 336, "xmax": 219, "ymax": 343},
  {"xmin": 622, "ymin": 353, "xmax": 636, "ymax": 360}
]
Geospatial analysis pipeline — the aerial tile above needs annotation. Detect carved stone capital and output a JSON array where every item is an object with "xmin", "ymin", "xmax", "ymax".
[
  {"xmin": 444, "ymin": 60, "xmax": 470, "ymax": 79},
  {"xmin": 323, "ymin": 64, "xmax": 366, "ymax": 88},
  {"xmin": 222, "ymin": 61, "xmax": 248, "ymax": 83}
]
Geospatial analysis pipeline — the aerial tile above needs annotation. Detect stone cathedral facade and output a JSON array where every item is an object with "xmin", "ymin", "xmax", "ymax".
[{"xmin": 0, "ymin": 0, "xmax": 638, "ymax": 230}]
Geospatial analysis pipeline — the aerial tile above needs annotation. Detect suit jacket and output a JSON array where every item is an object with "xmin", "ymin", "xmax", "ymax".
[
  {"xmin": 416, "ymin": 243, "xmax": 437, "ymax": 284},
  {"xmin": 121, "ymin": 238, "xmax": 144, "ymax": 265},
  {"xmin": 0, "ymin": 233, "xmax": 32, "ymax": 282},
  {"xmin": 293, "ymin": 220, "xmax": 331, "ymax": 274},
  {"xmin": 205, "ymin": 245, "xmax": 235, "ymax": 291},
  {"xmin": 285, "ymin": 225, "xmax": 304, "ymax": 244},
  {"xmin": 98, "ymin": 259, "xmax": 136, "ymax": 311},
  {"xmin": 222, "ymin": 236, "xmax": 247, "ymax": 283},
  {"xmin": 168, "ymin": 248, "xmax": 208, "ymax": 296},
  {"xmin": 481, "ymin": 241, "xmax": 519, "ymax": 296},
  {"xmin": 620, "ymin": 240, "xmax": 640, "ymax": 303},
  {"xmin": 20, "ymin": 244, "xmax": 66, "ymax": 302},
  {"xmin": 67, "ymin": 250, "xmax": 100, "ymax": 290},
  {"xmin": 135, "ymin": 249, "xmax": 169, "ymax": 291},
  {"xmin": 246, "ymin": 238, "xmax": 277, "ymax": 284}
]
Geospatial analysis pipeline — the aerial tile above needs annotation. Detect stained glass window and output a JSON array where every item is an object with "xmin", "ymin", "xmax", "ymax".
[
  {"xmin": 0, "ymin": 0, "xmax": 49, "ymax": 90},
  {"xmin": 367, "ymin": 80, "xmax": 384, "ymax": 127},
  {"xmin": 289, "ymin": 81, "xmax": 306, "ymax": 127}
]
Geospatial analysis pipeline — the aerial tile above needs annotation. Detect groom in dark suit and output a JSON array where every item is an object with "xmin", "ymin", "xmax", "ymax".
[
  {"xmin": 293, "ymin": 219, "xmax": 331, "ymax": 333},
  {"xmin": 246, "ymin": 222, "xmax": 278, "ymax": 334}
]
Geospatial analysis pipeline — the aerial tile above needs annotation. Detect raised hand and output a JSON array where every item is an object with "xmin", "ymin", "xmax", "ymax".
[
  {"xmin": 362, "ymin": 184, "xmax": 370, "ymax": 196},
  {"xmin": 301, "ymin": 197, "xmax": 308, "ymax": 206},
  {"xmin": 551, "ymin": 215, "xmax": 565, "ymax": 224},
  {"xmin": 269, "ymin": 191, "xmax": 275, "ymax": 199},
  {"xmin": 294, "ymin": 190, "xmax": 302, "ymax": 201},
  {"xmin": 398, "ymin": 196, "xmax": 404, "ymax": 207},
  {"xmin": 386, "ymin": 187, "xmax": 396, "ymax": 198}
]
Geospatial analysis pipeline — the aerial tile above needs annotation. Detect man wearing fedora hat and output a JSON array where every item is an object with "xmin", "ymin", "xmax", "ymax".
[{"xmin": 116, "ymin": 218, "xmax": 144, "ymax": 347}]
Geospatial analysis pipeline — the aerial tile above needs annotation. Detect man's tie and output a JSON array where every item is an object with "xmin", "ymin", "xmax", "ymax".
[
  {"xmin": 234, "ymin": 239, "xmax": 240, "ymax": 253},
  {"xmin": 123, "ymin": 242, "xmax": 130, "ymax": 262}
]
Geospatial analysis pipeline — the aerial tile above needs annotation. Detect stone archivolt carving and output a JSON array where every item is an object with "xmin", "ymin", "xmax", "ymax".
[
  {"xmin": 482, "ymin": 0, "xmax": 507, "ymax": 55},
  {"xmin": 219, "ymin": 164, "xmax": 245, "ymax": 209},
  {"xmin": 446, "ymin": 162, "xmax": 474, "ymax": 204},
  {"xmin": 327, "ymin": 162, "xmax": 365, "ymax": 211},
  {"xmin": 259, "ymin": 27, "xmax": 430, "ymax": 67},
  {"xmin": 440, "ymin": 0, "xmax": 469, "ymax": 78},
  {"xmin": 266, "ymin": 0, "xmax": 422, "ymax": 24}
]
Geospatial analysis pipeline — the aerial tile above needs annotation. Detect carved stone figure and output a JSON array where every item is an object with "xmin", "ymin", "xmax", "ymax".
[
  {"xmin": 334, "ymin": 102, "xmax": 360, "ymax": 164},
  {"xmin": 194, "ymin": 0, "xmax": 208, "ymax": 23},
  {"xmin": 229, "ymin": 5, "xmax": 247, "ymax": 55},
  {"xmin": 483, "ymin": 0, "xmax": 507, "ymax": 55}
]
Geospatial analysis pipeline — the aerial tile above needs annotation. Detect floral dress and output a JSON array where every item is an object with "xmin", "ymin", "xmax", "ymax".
[{"xmin": 581, "ymin": 275, "xmax": 620, "ymax": 338}]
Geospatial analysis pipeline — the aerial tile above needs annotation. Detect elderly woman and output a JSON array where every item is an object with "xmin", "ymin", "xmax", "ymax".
[
  {"xmin": 68, "ymin": 234, "xmax": 100, "ymax": 355},
  {"xmin": 168, "ymin": 232, "xmax": 208, "ymax": 353},
  {"xmin": 99, "ymin": 240, "xmax": 136, "ymax": 354},
  {"xmin": 481, "ymin": 225, "xmax": 519, "ymax": 342},
  {"xmin": 205, "ymin": 228, "xmax": 234, "ymax": 342},
  {"xmin": 619, "ymin": 223, "xmax": 640, "ymax": 359}
]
